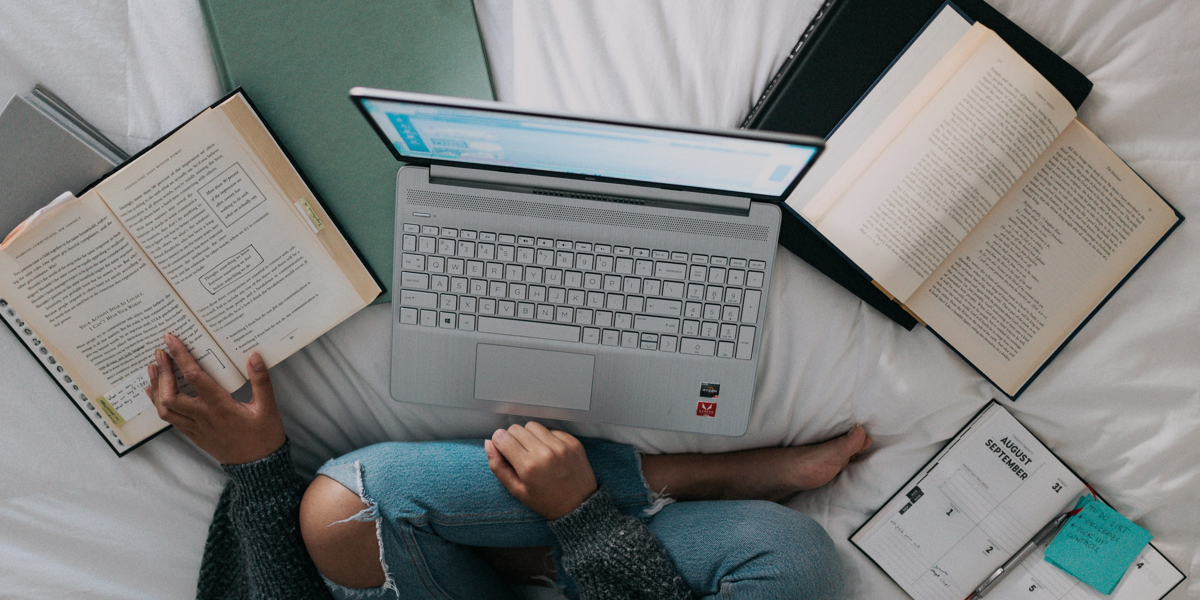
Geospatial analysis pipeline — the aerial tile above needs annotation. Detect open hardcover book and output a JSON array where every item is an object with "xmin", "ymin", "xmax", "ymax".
[
  {"xmin": 785, "ymin": 6, "xmax": 1182, "ymax": 398},
  {"xmin": 852, "ymin": 402, "xmax": 1185, "ymax": 600},
  {"xmin": 0, "ymin": 90, "xmax": 381, "ymax": 455}
]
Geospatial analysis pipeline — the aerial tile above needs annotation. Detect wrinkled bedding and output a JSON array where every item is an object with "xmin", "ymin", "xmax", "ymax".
[{"xmin": 1, "ymin": 1, "xmax": 1197, "ymax": 598}]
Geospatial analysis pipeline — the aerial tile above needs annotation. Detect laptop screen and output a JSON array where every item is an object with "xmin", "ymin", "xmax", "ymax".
[{"xmin": 356, "ymin": 94, "xmax": 819, "ymax": 199}]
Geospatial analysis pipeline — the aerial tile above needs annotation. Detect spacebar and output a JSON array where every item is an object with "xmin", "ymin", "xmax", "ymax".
[{"xmin": 477, "ymin": 316, "xmax": 581, "ymax": 343}]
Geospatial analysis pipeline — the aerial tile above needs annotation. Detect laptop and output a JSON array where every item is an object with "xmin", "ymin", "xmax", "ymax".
[{"xmin": 351, "ymin": 88, "xmax": 822, "ymax": 436}]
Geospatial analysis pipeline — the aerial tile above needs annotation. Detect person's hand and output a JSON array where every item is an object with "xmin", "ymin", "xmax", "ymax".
[
  {"xmin": 485, "ymin": 422, "xmax": 598, "ymax": 520},
  {"xmin": 146, "ymin": 333, "xmax": 286, "ymax": 465}
]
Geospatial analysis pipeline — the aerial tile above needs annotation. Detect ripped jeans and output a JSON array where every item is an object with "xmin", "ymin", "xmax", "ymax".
[{"xmin": 316, "ymin": 438, "xmax": 845, "ymax": 600}]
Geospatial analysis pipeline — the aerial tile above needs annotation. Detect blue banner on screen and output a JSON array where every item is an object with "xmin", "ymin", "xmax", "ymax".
[{"xmin": 362, "ymin": 99, "xmax": 817, "ymax": 197}]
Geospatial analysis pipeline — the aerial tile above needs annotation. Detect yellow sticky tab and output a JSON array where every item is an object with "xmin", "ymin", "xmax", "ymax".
[
  {"xmin": 295, "ymin": 197, "xmax": 325, "ymax": 233},
  {"xmin": 95, "ymin": 395, "xmax": 127, "ymax": 428}
]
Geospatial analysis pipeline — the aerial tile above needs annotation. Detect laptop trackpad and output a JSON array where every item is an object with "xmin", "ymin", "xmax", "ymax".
[{"xmin": 474, "ymin": 344, "xmax": 594, "ymax": 411}]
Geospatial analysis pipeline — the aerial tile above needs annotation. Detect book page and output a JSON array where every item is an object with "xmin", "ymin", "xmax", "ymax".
[
  {"xmin": 784, "ymin": 5, "xmax": 972, "ymax": 214},
  {"xmin": 216, "ymin": 96, "xmax": 381, "ymax": 306},
  {"xmin": 0, "ymin": 191, "xmax": 243, "ymax": 446},
  {"xmin": 906, "ymin": 121, "xmax": 1180, "ymax": 395},
  {"xmin": 93, "ymin": 96, "xmax": 374, "ymax": 374},
  {"xmin": 805, "ymin": 25, "xmax": 1076, "ymax": 301},
  {"xmin": 852, "ymin": 403, "xmax": 1088, "ymax": 600}
]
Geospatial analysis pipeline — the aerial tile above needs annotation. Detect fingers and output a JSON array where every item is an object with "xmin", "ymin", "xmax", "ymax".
[
  {"xmin": 152, "ymin": 338, "xmax": 217, "ymax": 422},
  {"xmin": 523, "ymin": 421, "xmax": 566, "ymax": 450},
  {"xmin": 163, "ymin": 333, "xmax": 225, "ymax": 400},
  {"xmin": 147, "ymin": 355, "xmax": 192, "ymax": 427},
  {"xmin": 493, "ymin": 424, "xmax": 556, "ymax": 477},
  {"xmin": 152, "ymin": 351, "xmax": 208, "ymax": 420},
  {"xmin": 499, "ymin": 424, "xmax": 552, "ymax": 475},
  {"xmin": 549, "ymin": 429, "xmax": 581, "ymax": 448},
  {"xmin": 155, "ymin": 348, "xmax": 178, "ymax": 400},
  {"xmin": 158, "ymin": 406, "xmax": 200, "ymax": 437},
  {"xmin": 145, "ymin": 365, "xmax": 198, "ymax": 433},
  {"xmin": 147, "ymin": 362, "xmax": 159, "ymax": 400},
  {"xmin": 493, "ymin": 423, "xmax": 584, "ymax": 480},
  {"xmin": 168, "ymin": 421, "xmax": 204, "ymax": 446},
  {"xmin": 503, "ymin": 423, "xmax": 539, "ymax": 452},
  {"xmin": 245, "ymin": 352, "xmax": 277, "ymax": 412},
  {"xmin": 485, "ymin": 439, "xmax": 525, "ymax": 497},
  {"xmin": 490, "ymin": 427, "xmax": 527, "ymax": 467}
]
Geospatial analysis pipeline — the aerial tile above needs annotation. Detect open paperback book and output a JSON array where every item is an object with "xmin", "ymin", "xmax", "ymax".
[
  {"xmin": 0, "ymin": 90, "xmax": 381, "ymax": 455},
  {"xmin": 785, "ymin": 5, "xmax": 1182, "ymax": 398},
  {"xmin": 852, "ymin": 401, "xmax": 1185, "ymax": 600}
]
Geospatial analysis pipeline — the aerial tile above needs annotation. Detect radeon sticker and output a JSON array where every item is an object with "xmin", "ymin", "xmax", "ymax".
[
  {"xmin": 700, "ymin": 383, "xmax": 719, "ymax": 398},
  {"xmin": 696, "ymin": 402, "xmax": 717, "ymax": 417}
]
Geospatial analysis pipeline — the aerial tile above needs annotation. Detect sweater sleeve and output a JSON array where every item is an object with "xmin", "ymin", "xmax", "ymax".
[
  {"xmin": 196, "ymin": 441, "xmax": 332, "ymax": 600},
  {"xmin": 549, "ymin": 488, "xmax": 693, "ymax": 600}
]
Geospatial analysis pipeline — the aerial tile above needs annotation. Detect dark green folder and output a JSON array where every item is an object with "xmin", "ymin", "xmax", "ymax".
[{"xmin": 199, "ymin": 0, "xmax": 495, "ymax": 303}]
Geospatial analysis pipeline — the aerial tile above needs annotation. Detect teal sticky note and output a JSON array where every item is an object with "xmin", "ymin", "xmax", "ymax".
[
  {"xmin": 1073, "ymin": 494, "xmax": 1095, "ymax": 511},
  {"xmin": 1044, "ymin": 501, "xmax": 1153, "ymax": 594}
]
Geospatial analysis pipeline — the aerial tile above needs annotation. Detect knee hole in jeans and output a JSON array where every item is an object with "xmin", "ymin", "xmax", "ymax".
[{"xmin": 300, "ymin": 474, "xmax": 389, "ymax": 589}]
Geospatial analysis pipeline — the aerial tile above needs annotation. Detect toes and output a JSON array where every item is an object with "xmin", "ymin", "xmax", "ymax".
[
  {"xmin": 843, "ymin": 424, "xmax": 872, "ymax": 458},
  {"xmin": 844, "ymin": 424, "xmax": 866, "ymax": 448}
]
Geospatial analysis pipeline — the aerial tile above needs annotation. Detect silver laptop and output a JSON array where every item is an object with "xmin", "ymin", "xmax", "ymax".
[{"xmin": 351, "ymin": 88, "xmax": 822, "ymax": 436}]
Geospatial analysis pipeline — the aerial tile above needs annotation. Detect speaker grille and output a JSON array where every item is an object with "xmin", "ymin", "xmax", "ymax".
[
  {"xmin": 408, "ymin": 190, "xmax": 769, "ymax": 241},
  {"xmin": 530, "ymin": 189, "xmax": 644, "ymax": 206}
]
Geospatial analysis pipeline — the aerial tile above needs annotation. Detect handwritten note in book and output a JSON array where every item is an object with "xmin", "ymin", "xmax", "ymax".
[{"xmin": 1044, "ymin": 497, "xmax": 1153, "ymax": 594}]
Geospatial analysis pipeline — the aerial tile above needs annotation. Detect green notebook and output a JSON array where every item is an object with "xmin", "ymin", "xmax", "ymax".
[{"xmin": 200, "ymin": 0, "xmax": 495, "ymax": 303}]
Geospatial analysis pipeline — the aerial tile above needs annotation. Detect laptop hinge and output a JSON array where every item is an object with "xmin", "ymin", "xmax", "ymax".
[{"xmin": 428, "ymin": 165, "xmax": 752, "ymax": 214}]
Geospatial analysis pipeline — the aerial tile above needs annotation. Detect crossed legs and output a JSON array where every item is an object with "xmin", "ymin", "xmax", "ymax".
[{"xmin": 299, "ymin": 426, "xmax": 871, "ymax": 597}]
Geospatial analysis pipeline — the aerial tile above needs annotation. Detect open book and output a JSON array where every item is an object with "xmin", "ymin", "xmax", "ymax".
[
  {"xmin": 0, "ymin": 91, "xmax": 381, "ymax": 455},
  {"xmin": 852, "ymin": 402, "xmax": 1185, "ymax": 600},
  {"xmin": 786, "ymin": 7, "xmax": 1181, "ymax": 397}
]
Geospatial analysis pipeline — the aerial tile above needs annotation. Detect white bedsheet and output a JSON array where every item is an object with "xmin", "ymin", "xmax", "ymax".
[{"xmin": 1, "ymin": 1, "xmax": 1197, "ymax": 598}]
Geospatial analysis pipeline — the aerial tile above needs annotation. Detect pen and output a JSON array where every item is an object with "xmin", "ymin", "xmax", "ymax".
[{"xmin": 971, "ymin": 511, "xmax": 1072, "ymax": 599}]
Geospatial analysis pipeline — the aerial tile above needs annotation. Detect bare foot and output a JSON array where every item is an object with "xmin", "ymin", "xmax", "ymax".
[
  {"xmin": 641, "ymin": 425, "xmax": 873, "ymax": 503},
  {"xmin": 715, "ymin": 424, "xmax": 872, "ymax": 502},
  {"xmin": 781, "ymin": 424, "xmax": 872, "ymax": 492}
]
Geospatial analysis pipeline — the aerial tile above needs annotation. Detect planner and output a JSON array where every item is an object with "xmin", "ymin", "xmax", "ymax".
[{"xmin": 852, "ymin": 401, "xmax": 1185, "ymax": 600}]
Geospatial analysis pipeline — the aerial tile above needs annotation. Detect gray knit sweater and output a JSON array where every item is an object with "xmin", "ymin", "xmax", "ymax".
[{"xmin": 196, "ymin": 443, "xmax": 692, "ymax": 600}]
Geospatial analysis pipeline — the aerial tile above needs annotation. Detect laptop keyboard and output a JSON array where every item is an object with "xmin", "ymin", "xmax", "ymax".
[{"xmin": 396, "ymin": 223, "xmax": 766, "ymax": 359}]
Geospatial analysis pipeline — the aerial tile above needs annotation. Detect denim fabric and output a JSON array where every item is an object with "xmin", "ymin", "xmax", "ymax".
[
  {"xmin": 315, "ymin": 438, "xmax": 844, "ymax": 600},
  {"xmin": 645, "ymin": 500, "xmax": 844, "ymax": 599}
]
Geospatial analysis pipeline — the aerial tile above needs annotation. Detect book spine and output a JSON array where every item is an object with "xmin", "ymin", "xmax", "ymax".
[
  {"xmin": 28, "ymin": 85, "xmax": 129, "ymax": 162},
  {"xmin": 0, "ymin": 297, "xmax": 129, "ymax": 456},
  {"xmin": 740, "ymin": 0, "xmax": 840, "ymax": 129},
  {"xmin": 467, "ymin": 0, "xmax": 498, "ymax": 101},
  {"xmin": 198, "ymin": 0, "xmax": 236, "ymax": 93}
]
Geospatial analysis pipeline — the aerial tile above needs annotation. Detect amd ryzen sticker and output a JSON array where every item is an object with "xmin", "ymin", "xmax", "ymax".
[{"xmin": 700, "ymin": 383, "xmax": 719, "ymax": 398}]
